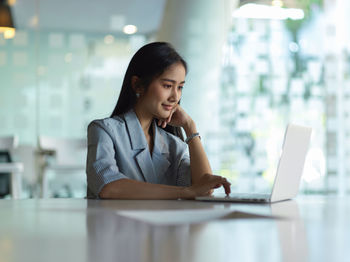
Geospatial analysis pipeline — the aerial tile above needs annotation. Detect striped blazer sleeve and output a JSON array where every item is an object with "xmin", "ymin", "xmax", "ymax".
[{"xmin": 86, "ymin": 121, "xmax": 128, "ymax": 198}]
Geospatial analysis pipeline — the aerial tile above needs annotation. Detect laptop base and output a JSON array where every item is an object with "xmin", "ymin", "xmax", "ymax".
[{"xmin": 196, "ymin": 193, "xmax": 271, "ymax": 203}]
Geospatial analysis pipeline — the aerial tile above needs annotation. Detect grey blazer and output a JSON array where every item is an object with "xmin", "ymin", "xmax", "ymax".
[{"xmin": 86, "ymin": 109, "xmax": 191, "ymax": 198}]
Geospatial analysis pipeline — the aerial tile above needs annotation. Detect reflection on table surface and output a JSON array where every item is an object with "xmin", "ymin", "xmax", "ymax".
[{"xmin": 0, "ymin": 196, "xmax": 349, "ymax": 262}]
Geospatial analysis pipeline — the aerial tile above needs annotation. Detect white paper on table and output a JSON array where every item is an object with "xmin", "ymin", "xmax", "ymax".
[{"xmin": 115, "ymin": 209, "xmax": 275, "ymax": 226}]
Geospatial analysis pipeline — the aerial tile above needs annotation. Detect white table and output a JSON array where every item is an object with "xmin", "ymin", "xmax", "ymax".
[
  {"xmin": 0, "ymin": 162, "xmax": 23, "ymax": 199},
  {"xmin": 0, "ymin": 196, "xmax": 349, "ymax": 262}
]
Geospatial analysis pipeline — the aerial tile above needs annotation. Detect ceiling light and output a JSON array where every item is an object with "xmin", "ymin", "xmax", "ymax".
[
  {"xmin": 0, "ymin": 0, "xmax": 16, "ymax": 39},
  {"xmin": 123, "ymin": 25, "xmax": 137, "ymax": 35},
  {"xmin": 233, "ymin": 3, "xmax": 304, "ymax": 20},
  {"xmin": 3, "ymin": 27, "xmax": 15, "ymax": 38}
]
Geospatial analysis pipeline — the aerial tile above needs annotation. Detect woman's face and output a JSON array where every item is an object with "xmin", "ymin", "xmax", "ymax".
[{"xmin": 138, "ymin": 62, "xmax": 186, "ymax": 119}]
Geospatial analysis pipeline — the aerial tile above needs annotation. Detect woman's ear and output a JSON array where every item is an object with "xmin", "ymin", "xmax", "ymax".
[{"xmin": 131, "ymin": 76, "xmax": 142, "ymax": 94}]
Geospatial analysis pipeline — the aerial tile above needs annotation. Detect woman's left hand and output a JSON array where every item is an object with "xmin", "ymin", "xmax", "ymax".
[{"xmin": 157, "ymin": 105, "xmax": 191, "ymax": 129}]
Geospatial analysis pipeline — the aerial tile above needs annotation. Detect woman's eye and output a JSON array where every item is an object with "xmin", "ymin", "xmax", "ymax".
[
  {"xmin": 164, "ymin": 84, "xmax": 172, "ymax": 89},
  {"xmin": 178, "ymin": 86, "xmax": 184, "ymax": 90}
]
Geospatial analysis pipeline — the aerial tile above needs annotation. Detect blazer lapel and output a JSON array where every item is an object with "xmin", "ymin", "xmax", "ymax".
[
  {"xmin": 152, "ymin": 123, "xmax": 171, "ymax": 177},
  {"xmin": 135, "ymin": 149, "xmax": 158, "ymax": 183},
  {"xmin": 124, "ymin": 110, "xmax": 158, "ymax": 184}
]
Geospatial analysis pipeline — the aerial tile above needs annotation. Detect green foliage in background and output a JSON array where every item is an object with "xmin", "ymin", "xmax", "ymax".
[
  {"xmin": 285, "ymin": 0, "xmax": 323, "ymax": 36},
  {"xmin": 285, "ymin": 0, "xmax": 323, "ymax": 76}
]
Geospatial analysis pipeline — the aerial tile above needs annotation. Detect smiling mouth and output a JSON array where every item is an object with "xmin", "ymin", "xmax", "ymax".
[{"xmin": 162, "ymin": 104, "xmax": 173, "ymax": 111}]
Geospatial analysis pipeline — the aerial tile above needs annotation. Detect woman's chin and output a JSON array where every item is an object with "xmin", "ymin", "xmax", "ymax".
[
  {"xmin": 157, "ymin": 110, "xmax": 171, "ymax": 119},
  {"xmin": 153, "ymin": 114, "xmax": 167, "ymax": 121}
]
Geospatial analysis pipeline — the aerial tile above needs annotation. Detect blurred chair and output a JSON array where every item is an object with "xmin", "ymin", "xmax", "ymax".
[
  {"xmin": 12, "ymin": 145, "xmax": 40, "ymax": 198},
  {"xmin": 38, "ymin": 136, "xmax": 87, "ymax": 198},
  {"xmin": 0, "ymin": 136, "xmax": 23, "ymax": 199}
]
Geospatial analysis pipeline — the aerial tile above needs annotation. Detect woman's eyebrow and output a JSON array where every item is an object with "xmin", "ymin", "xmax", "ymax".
[{"xmin": 161, "ymin": 78, "xmax": 185, "ymax": 84}]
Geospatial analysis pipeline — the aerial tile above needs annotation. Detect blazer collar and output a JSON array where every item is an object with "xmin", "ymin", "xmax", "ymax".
[
  {"xmin": 124, "ymin": 110, "xmax": 147, "ymax": 150},
  {"xmin": 123, "ymin": 109, "xmax": 170, "ymax": 183},
  {"xmin": 124, "ymin": 109, "xmax": 170, "ymax": 155}
]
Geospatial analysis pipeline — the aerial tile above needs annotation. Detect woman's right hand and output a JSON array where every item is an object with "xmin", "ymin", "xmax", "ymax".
[{"xmin": 184, "ymin": 174, "xmax": 231, "ymax": 199}]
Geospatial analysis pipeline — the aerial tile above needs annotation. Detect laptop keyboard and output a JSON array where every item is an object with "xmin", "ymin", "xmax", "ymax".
[{"xmin": 217, "ymin": 193, "xmax": 270, "ymax": 202}]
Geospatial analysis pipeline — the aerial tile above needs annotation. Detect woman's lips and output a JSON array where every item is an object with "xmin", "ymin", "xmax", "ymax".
[{"xmin": 162, "ymin": 104, "xmax": 172, "ymax": 111}]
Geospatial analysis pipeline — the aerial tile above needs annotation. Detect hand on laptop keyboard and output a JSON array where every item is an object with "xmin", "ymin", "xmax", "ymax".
[{"xmin": 186, "ymin": 174, "xmax": 231, "ymax": 199}]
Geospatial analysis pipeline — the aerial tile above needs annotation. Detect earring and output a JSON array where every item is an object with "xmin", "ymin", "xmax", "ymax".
[{"xmin": 136, "ymin": 93, "xmax": 140, "ymax": 98}]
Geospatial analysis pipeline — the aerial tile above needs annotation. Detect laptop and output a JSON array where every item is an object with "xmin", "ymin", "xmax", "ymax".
[{"xmin": 196, "ymin": 124, "xmax": 312, "ymax": 203}]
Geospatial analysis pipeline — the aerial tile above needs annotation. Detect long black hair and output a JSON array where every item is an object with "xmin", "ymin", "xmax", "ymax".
[{"xmin": 110, "ymin": 42, "xmax": 187, "ymax": 141}]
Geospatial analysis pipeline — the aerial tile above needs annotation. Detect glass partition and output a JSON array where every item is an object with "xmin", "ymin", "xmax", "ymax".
[{"xmin": 0, "ymin": 0, "xmax": 349, "ymax": 197}]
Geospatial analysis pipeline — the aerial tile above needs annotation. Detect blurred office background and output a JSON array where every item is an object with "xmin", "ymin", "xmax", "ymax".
[{"xmin": 0, "ymin": 0, "xmax": 349, "ymax": 198}]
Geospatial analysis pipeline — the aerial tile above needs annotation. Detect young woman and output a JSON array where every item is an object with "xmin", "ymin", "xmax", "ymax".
[{"xmin": 86, "ymin": 42, "xmax": 231, "ymax": 199}]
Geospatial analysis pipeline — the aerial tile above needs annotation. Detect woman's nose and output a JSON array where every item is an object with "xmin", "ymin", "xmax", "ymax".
[{"xmin": 170, "ymin": 87, "xmax": 180, "ymax": 101}]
